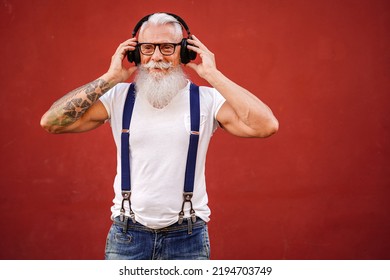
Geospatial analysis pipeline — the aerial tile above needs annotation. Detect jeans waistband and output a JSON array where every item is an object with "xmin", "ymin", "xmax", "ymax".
[{"xmin": 113, "ymin": 216, "xmax": 206, "ymax": 234}]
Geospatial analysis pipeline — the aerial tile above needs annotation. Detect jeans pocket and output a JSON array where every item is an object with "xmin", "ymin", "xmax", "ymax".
[{"xmin": 105, "ymin": 224, "xmax": 153, "ymax": 260}]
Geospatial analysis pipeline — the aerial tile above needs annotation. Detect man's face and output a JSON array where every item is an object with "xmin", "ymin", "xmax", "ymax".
[{"xmin": 138, "ymin": 24, "xmax": 182, "ymax": 74}]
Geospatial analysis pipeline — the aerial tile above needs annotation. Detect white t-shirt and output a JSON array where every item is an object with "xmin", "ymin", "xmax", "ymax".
[{"xmin": 100, "ymin": 81, "xmax": 225, "ymax": 229}]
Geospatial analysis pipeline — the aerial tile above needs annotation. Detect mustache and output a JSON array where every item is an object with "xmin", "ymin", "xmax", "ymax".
[{"xmin": 142, "ymin": 61, "xmax": 173, "ymax": 70}]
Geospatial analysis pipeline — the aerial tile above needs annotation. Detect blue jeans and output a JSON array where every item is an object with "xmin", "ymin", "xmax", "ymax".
[{"xmin": 105, "ymin": 216, "xmax": 210, "ymax": 260}]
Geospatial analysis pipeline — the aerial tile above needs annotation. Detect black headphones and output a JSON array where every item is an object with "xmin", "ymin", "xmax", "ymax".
[{"xmin": 127, "ymin": 13, "xmax": 197, "ymax": 65}]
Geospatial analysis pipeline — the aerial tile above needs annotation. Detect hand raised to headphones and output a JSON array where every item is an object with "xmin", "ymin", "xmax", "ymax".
[
  {"xmin": 106, "ymin": 38, "xmax": 138, "ymax": 83},
  {"xmin": 185, "ymin": 35, "xmax": 218, "ymax": 81}
]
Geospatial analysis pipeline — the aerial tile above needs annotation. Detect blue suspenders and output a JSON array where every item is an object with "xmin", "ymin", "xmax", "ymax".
[
  {"xmin": 120, "ymin": 83, "xmax": 136, "ymax": 223},
  {"xmin": 120, "ymin": 83, "xmax": 200, "ymax": 230}
]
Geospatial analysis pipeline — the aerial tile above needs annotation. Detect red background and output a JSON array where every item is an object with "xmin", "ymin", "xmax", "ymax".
[{"xmin": 1, "ymin": 0, "xmax": 389, "ymax": 259}]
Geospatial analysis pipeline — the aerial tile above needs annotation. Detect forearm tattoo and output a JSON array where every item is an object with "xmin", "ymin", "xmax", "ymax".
[{"xmin": 49, "ymin": 79, "xmax": 111, "ymax": 126}]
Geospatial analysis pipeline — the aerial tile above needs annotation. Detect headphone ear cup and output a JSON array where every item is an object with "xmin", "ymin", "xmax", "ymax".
[
  {"xmin": 134, "ymin": 47, "xmax": 141, "ymax": 65},
  {"xmin": 180, "ymin": 38, "xmax": 197, "ymax": 64},
  {"xmin": 127, "ymin": 45, "xmax": 141, "ymax": 65},
  {"xmin": 187, "ymin": 40, "xmax": 197, "ymax": 61}
]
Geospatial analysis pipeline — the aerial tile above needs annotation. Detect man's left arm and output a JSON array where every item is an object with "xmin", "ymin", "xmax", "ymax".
[{"xmin": 186, "ymin": 35, "xmax": 279, "ymax": 138}]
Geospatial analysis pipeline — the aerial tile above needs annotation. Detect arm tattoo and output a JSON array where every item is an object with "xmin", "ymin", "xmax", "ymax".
[{"xmin": 49, "ymin": 79, "xmax": 111, "ymax": 126}]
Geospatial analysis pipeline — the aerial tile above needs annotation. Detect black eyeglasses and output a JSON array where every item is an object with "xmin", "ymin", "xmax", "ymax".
[{"xmin": 138, "ymin": 42, "xmax": 181, "ymax": 56}]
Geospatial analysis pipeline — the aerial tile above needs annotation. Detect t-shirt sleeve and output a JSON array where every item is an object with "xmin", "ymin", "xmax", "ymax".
[
  {"xmin": 99, "ymin": 83, "xmax": 131, "ymax": 122},
  {"xmin": 99, "ymin": 88, "xmax": 113, "ymax": 120},
  {"xmin": 210, "ymin": 88, "xmax": 226, "ymax": 132},
  {"xmin": 213, "ymin": 88, "xmax": 226, "ymax": 120}
]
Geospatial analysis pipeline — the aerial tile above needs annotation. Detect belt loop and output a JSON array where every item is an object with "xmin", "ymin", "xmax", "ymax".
[
  {"xmin": 187, "ymin": 218, "xmax": 193, "ymax": 235},
  {"xmin": 122, "ymin": 216, "xmax": 129, "ymax": 233}
]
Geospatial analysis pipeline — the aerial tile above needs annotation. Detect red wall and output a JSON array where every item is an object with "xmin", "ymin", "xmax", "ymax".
[{"xmin": 1, "ymin": 0, "xmax": 389, "ymax": 259}]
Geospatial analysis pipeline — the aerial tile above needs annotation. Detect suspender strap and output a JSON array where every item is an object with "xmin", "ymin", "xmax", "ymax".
[
  {"xmin": 120, "ymin": 82, "xmax": 201, "ymax": 229},
  {"xmin": 121, "ymin": 83, "xmax": 136, "ymax": 191},
  {"xmin": 179, "ymin": 83, "xmax": 200, "ymax": 226},
  {"xmin": 184, "ymin": 83, "xmax": 200, "ymax": 193},
  {"xmin": 120, "ymin": 83, "xmax": 136, "ymax": 223}
]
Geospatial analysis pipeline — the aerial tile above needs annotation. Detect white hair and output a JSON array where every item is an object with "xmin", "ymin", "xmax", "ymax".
[{"xmin": 139, "ymin": 13, "xmax": 183, "ymax": 41}]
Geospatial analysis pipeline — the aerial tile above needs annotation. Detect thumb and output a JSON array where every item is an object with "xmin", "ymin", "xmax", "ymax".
[
  {"xmin": 128, "ymin": 65, "xmax": 138, "ymax": 74},
  {"xmin": 185, "ymin": 62, "xmax": 197, "ymax": 71},
  {"xmin": 126, "ymin": 65, "xmax": 138, "ymax": 77},
  {"xmin": 121, "ymin": 65, "xmax": 137, "ymax": 81}
]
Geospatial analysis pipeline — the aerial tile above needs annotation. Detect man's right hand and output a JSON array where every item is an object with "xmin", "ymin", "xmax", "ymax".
[{"xmin": 106, "ymin": 38, "xmax": 138, "ymax": 84}]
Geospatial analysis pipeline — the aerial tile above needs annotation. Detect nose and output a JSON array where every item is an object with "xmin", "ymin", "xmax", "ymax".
[{"xmin": 151, "ymin": 45, "xmax": 163, "ymax": 61}]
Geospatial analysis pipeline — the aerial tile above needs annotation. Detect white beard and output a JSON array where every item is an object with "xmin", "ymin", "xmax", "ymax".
[{"xmin": 134, "ymin": 61, "xmax": 188, "ymax": 108}]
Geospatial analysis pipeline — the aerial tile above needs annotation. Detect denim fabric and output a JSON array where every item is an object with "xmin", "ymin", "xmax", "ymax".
[{"xmin": 105, "ymin": 217, "xmax": 210, "ymax": 260}]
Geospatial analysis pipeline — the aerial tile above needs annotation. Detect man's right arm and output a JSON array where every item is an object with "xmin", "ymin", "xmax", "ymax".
[
  {"xmin": 40, "ymin": 76, "xmax": 112, "ymax": 134},
  {"xmin": 40, "ymin": 38, "xmax": 138, "ymax": 134}
]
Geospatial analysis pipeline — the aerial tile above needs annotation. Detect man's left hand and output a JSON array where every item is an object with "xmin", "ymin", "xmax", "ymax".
[{"xmin": 185, "ymin": 35, "xmax": 218, "ymax": 79}]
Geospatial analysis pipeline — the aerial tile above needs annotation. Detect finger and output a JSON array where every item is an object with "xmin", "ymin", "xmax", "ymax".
[
  {"xmin": 117, "ymin": 38, "xmax": 138, "ymax": 51},
  {"xmin": 122, "ymin": 37, "xmax": 138, "ymax": 45},
  {"xmin": 113, "ymin": 47, "xmax": 131, "ymax": 61},
  {"xmin": 190, "ymin": 34, "xmax": 202, "ymax": 43},
  {"xmin": 188, "ymin": 35, "xmax": 209, "ymax": 51},
  {"xmin": 186, "ymin": 44, "xmax": 202, "ymax": 54},
  {"xmin": 187, "ymin": 45, "xmax": 211, "ymax": 61},
  {"xmin": 115, "ymin": 40, "xmax": 138, "ymax": 58}
]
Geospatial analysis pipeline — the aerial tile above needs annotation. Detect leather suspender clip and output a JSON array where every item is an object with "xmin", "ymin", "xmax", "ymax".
[
  {"xmin": 178, "ymin": 192, "xmax": 197, "ymax": 225},
  {"xmin": 120, "ymin": 191, "xmax": 136, "ymax": 223}
]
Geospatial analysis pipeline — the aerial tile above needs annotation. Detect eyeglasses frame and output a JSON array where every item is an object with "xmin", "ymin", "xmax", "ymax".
[{"xmin": 137, "ymin": 42, "xmax": 182, "ymax": 56}]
